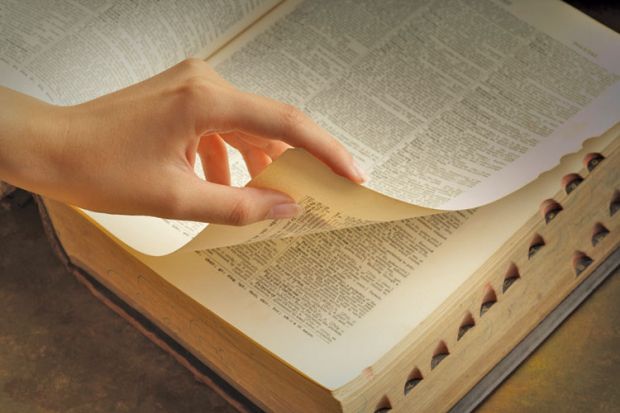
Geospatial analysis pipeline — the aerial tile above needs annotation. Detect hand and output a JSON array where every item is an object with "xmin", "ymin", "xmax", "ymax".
[{"xmin": 0, "ymin": 59, "xmax": 365, "ymax": 225}]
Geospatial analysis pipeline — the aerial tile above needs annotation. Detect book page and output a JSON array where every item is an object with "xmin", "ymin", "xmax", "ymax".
[
  {"xmin": 211, "ymin": 0, "xmax": 620, "ymax": 209},
  {"xmin": 86, "ymin": 0, "xmax": 620, "ymax": 255},
  {"xmin": 136, "ymin": 124, "xmax": 619, "ymax": 390},
  {"xmin": 2, "ymin": 0, "xmax": 619, "ymax": 256},
  {"xmin": 0, "ymin": 0, "xmax": 279, "ymax": 103}
]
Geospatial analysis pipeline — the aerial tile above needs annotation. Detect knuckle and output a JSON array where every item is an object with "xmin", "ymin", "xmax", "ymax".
[
  {"xmin": 179, "ymin": 57, "xmax": 207, "ymax": 74},
  {"xmin": 178, "ymin": 58, "xmax": 222, "ymax": 83},
  {"xmin": 179, "ymin": 76, "xmax": 210, "ymax": 97},
  {"xmin": 175, "ymin": 76, "xmax": 213, "ymax": 112},
  {"xmin": 227, "ymin": 197, "xmax": 253, "ymax": 226}
]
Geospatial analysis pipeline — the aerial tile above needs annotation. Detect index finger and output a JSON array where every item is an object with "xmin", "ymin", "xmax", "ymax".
[{"xmin": 205, "ymin": 87, "xmax": 367, "ymax": 183}]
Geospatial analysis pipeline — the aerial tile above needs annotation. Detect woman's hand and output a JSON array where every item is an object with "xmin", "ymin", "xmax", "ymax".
[{"xmin": 0, "ymin": 59, "xmax": 365, "ymax": 225}]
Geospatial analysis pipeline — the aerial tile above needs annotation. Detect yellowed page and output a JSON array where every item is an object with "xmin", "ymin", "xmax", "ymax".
[
  {"xmin": 132, "ymin": 123, "xmax": 619, "ymax": 389},
  {"xmin": 87, "ymin": 0, "xmax": 620, "ymax": 255},
  {"xmin": 85, "ymin": 148, "xmax": 436, "ymax": 255}
]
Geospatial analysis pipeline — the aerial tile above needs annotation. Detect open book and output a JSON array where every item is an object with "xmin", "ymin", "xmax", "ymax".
[{"xmin": 2, "ymin": 1, "xmax": 619, "ymax": 412}]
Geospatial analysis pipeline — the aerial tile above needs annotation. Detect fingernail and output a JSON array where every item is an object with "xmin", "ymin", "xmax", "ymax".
[
  {"xmin": 266, "ymin": 203, "xmax": 303, "ymax": 220},
  {"xmin": 353, "ymin": 160, "xmax": 369, "ymax": 183}
]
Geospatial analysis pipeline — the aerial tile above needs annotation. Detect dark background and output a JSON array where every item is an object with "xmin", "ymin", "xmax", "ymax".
[{"xmin": 566, "ymin": 1, "xmax": 620, "ymax": 33}]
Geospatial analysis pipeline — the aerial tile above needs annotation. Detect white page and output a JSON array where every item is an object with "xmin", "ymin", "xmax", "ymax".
[
  {"xmin": 0, "ymin": 0, "xmax": 279, "ymax": 103},
  {"xmin": 211, "ymin": 0, "xmax": 620, "ymax": 209}
]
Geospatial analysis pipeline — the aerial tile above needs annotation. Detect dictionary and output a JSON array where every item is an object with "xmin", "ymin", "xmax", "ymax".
[
  {"xmin": 38, "ymin": 126, "xmax": 620, "ymax": 412},
  {"xmin": 1, "ymin": 0, "xmax": 619, "ymax": 411}
]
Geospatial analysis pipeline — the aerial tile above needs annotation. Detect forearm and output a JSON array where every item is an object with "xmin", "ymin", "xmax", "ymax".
[{"xmin": 0, "ymin": 87, "xmax": 67, "ymax": 194}]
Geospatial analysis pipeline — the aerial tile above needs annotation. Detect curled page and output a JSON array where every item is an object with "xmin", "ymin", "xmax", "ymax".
[{"xmin": 84, "ymin": 0, "xmax": 620, "ymax": 255}]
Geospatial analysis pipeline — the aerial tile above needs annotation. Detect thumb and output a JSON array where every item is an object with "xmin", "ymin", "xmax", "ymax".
[{"xmin": 172, "ymin": 178, "xmax": 303, "ymax": 225}]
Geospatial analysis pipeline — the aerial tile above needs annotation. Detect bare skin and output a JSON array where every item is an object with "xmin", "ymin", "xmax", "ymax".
[{"xmin": 0, "ymin": 59, "xmax": 365, "ymax": 225}]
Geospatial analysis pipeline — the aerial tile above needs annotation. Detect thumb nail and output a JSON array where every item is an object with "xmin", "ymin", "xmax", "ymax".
[{"xmin": 266, "ymin": 203, "xmax": 303, "ymax": 220}]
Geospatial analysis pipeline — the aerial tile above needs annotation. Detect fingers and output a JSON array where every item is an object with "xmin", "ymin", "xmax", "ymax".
[
  {"xmin": 175, "ymin": 59, "xmax": 367, "ymax": 183},
  {"xmin": 221, "ymin": 133, "xmax": 273, "ymax": 177},
  {"xmin": 242, "ymin": 148, "xmax": 272, "ymax": 178},
  {"xmin": 171, "ymin": 177, "xmax": 302, "ymax": 225},
  {"xmin": 221, "ymin": 131, "xmax": 291, "ymax": 160},
  {"xmin": 198, "ymin": 134, "xmax": 230, "ymax": 185},
  {"xmin": 201, "ymin": 88, "xmax": 367, "ymax": 183}
]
